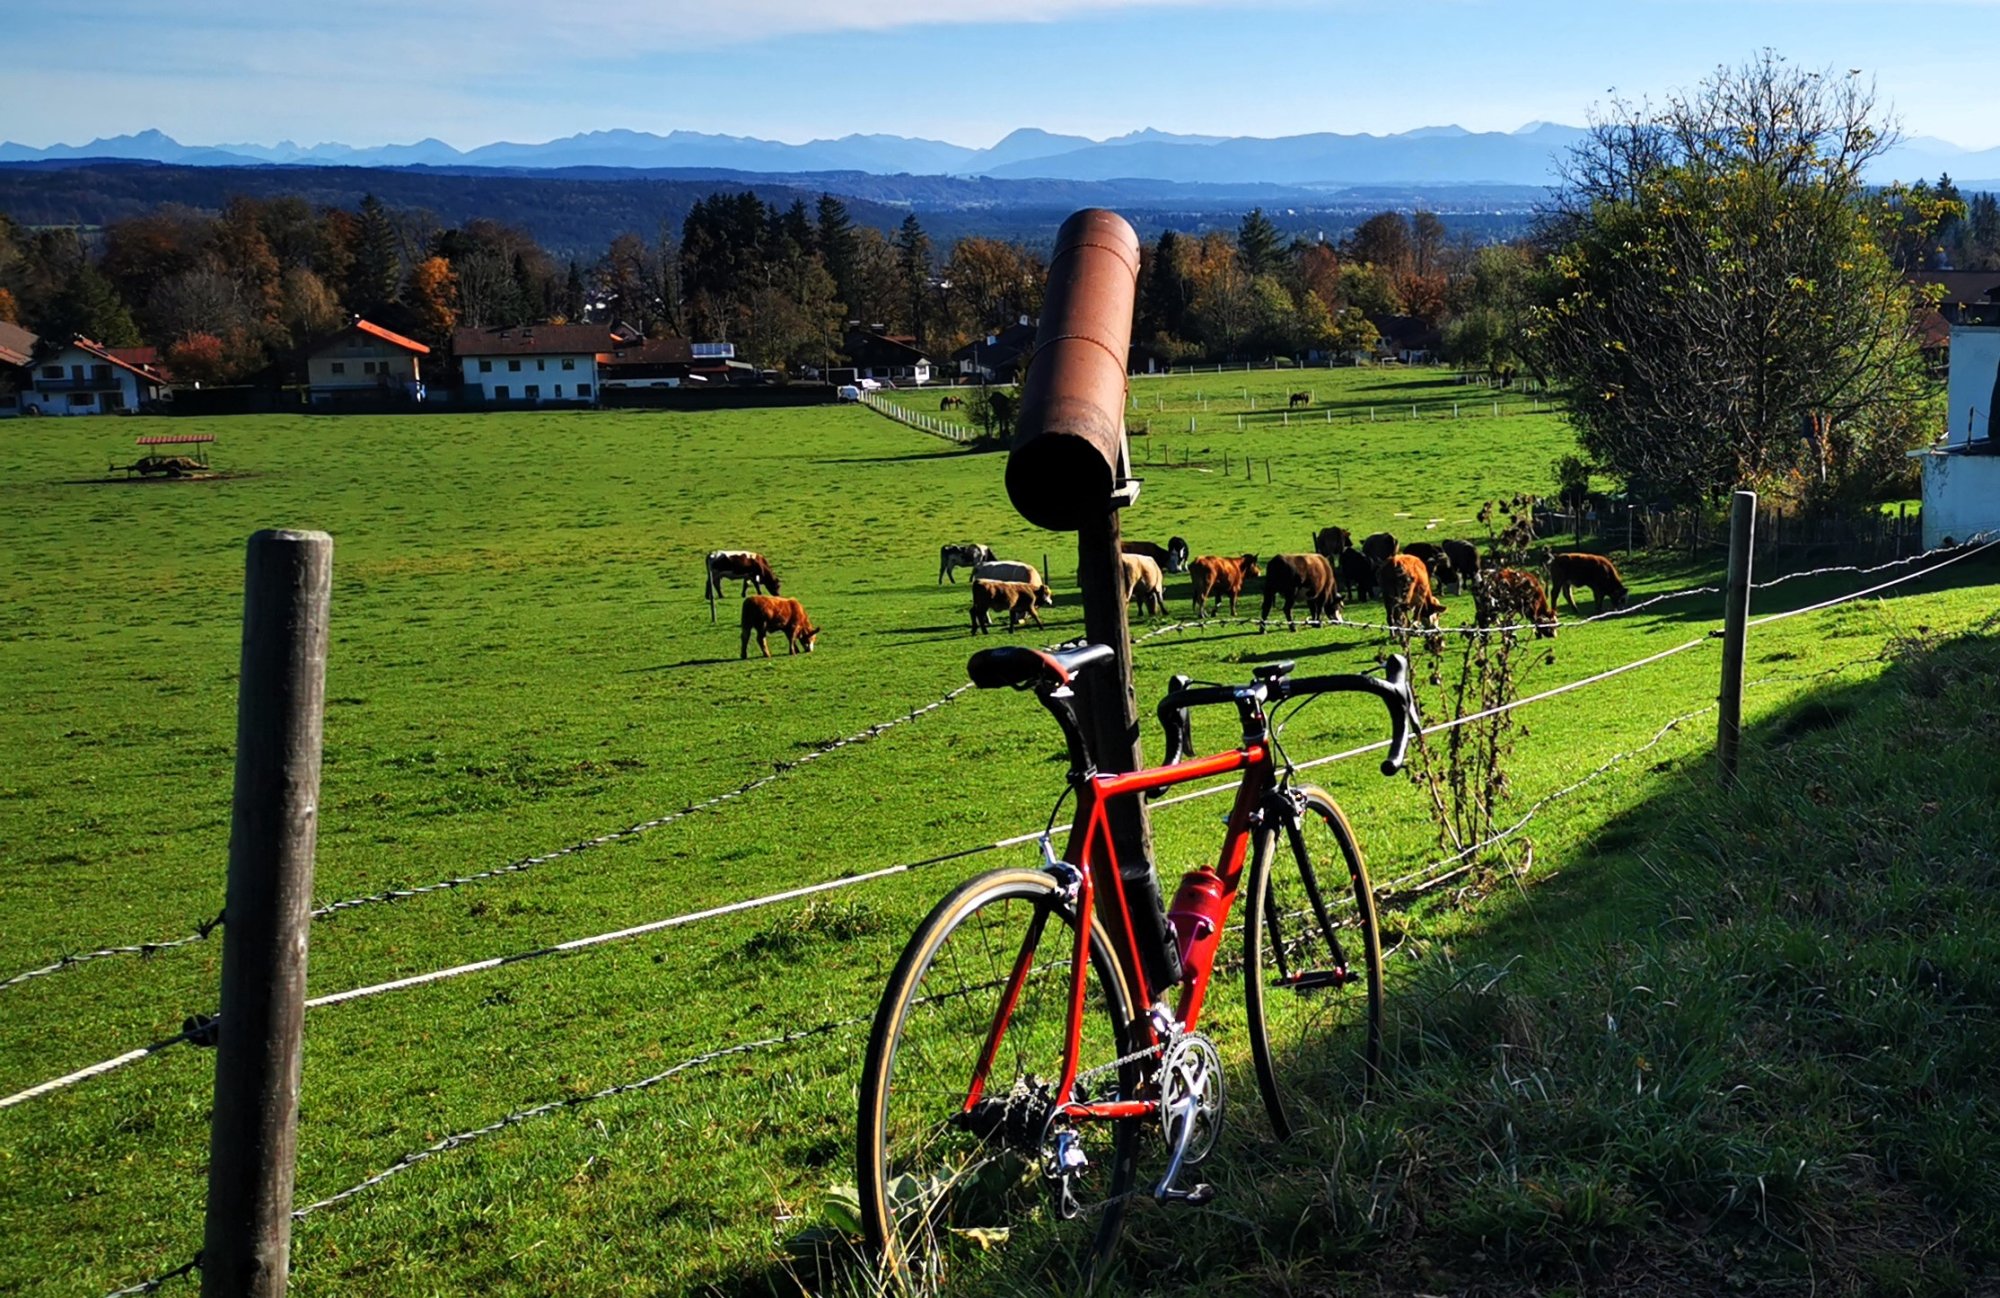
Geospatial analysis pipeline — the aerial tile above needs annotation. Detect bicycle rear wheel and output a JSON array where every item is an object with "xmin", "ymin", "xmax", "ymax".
[
  {"xmin": 1243, "ymin": 786, "xmax": 1383, "ymax": 1139},
  {"xmin": 858, "ymin": 868, "xmax": 1143, "ymax": 1290}
]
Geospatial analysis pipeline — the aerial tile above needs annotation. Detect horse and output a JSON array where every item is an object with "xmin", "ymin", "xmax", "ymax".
[{"xmin": 1288, "ymin": 391, "xmax": 1311, "ymax": 409}]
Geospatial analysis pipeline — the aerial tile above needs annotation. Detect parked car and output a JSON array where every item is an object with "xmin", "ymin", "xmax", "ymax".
[{"xmin": 836, "ymin": 385, "xmax": 862, "ymax": 403}]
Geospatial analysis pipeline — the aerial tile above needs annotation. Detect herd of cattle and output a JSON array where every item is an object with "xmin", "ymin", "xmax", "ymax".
[
  {"xmin": 947, "ymin": 529, "xmax": 1629, "ymax": 640},
  {"xmin": 706, "ymin": 532, "xmax": 1631, "ymax": 660}
]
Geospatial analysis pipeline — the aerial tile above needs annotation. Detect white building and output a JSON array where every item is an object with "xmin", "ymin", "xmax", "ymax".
[
  {"xmin": 1914, "ymin": 311, "xmax": 2000, "ymax": 549},
  {"xmin": 304, "ymin": 319, "xmax": 429, "ymax": 405},
  {"xmin": 19, "ymin": 336, "xmax": 171, "ymax": 415},
  {"xmin": 453, "ymin": 324, "xmax": 611, "ymax": 405}
]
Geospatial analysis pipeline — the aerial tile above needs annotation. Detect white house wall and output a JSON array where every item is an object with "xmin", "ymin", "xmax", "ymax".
[
  {"xmin": 1945, "ymin": 324, "xmax": 2000, "ymax": 448},
  {"xmin": 20, "ymin": 348, "xmax": 152, "ymax": 415},
  {"xmin": 1919, "ymin": 450, "xmax": 2000, "ymax": 550},
  {"xmin": 459, "ymin": 353, "xmax": 598, "ymax": 403}
]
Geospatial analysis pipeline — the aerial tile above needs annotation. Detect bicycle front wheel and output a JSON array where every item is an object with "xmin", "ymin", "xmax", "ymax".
[
  {"xmin": 1243, "ymin": 786, "xmax": 1384, "ymax": 1139},
  {"xmin": 858, "ymin": 868, "xmax": 1143, "ymax": 1290}
]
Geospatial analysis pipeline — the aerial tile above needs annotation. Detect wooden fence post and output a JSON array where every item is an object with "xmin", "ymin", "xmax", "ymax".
[
  {"xmin": 204, "ymin": 529, "xmax": 332, "ymax": 1298},
  {"xmin": 1717, "ymin": 491, "xmax": 1756, "ymax": 785}
]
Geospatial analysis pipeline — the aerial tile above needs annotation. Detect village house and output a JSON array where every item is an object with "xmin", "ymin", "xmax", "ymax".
[
  {"xmin": 1912, "ymin": 300, "xmax": 2000, "ymax": 548},
  {"xmin": 842, "ymin": 327, "xmax": 934, "ymax": 386},
  {"xmin": 597, "ymin": 336, "xmax": 695, "ymax": 391},
  {"xmin": 0, "ymin": 321, "xmax": 35, "ymax": 416},
  {"xmin": 304, "ymin": 318, "xmax": 429, "ymax": 406},
  {"xmin": 453, "ymin": 322, "xmax": 629, "ymax": 405},
  {"xmin": 951, "ymin": 319, "xmax": 1036, "ymax": 384},
  {"xmin": 18, "ymin": 334, "xmax": 171, "ymax": 415}
]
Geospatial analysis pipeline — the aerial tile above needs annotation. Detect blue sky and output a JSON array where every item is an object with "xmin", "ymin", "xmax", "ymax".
[{"xmin": 5, "ymin": 0, "xmax": 1999, "ymax": 151}]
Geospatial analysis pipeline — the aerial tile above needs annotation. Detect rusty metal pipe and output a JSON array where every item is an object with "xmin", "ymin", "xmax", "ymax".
[{"xmin": 1007, "ymin": 209, "xmax": 1140, "ymax": 531}]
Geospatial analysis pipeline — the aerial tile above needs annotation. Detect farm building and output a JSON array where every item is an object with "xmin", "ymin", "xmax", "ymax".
[
  {"xmin": 843, "ymin": 327, "xmax": 934, "ymax": 385},
  {"xmin": 16, "ymin": 334, "xmax": 171, "ymax": 415},
  {"xmin": 1913, "ymin": 303, "xmax": 2000, "ymax": 549},
  {"xmin": 597, "ymin": 336, "xmax": 695, "ymax": 391},
  {"xmin": 304, "ymin": 318, "xmax": 429, "ymax": 406},
  {"xmin": 951, "ymin": 319, "xmax": 1036, "ymax": 383},
  {"xmin": 454, "ymin": 323, "xmax": 622, "ymax": 405},
  {"xmin": 0, "ymin": 320, "xmax": 34, "ymax": 416}
]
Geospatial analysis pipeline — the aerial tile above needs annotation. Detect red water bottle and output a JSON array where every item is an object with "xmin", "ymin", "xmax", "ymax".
[{"xmin": 1165, "ymin": 869, "xmax": 1229, "ymax": 979}]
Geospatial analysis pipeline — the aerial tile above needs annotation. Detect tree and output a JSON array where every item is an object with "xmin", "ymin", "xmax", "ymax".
[
  {"xmin": 895, "ymin": 214, "xmax": 933, "ymax": 346},
  {"xmin": 0, "ymin": 287, "xmax": 17, "ymax": 324},
  {"xmin": 165, "ymin": 332, "xmax": 230, "ymax": 387},
  {"xmin": 1344, "ymin": 213, "xmax": 1412, "ymax": 275},
  {"xmin": 47, "ymin": 261, "xmax": 140, "ymax": 345},
  {"xmin": 1529, "ymin": 53, "xmax": 1935, "ymax": 509},
  {"xmin": 278, "ymin": 267, "xmax": 341, "ymax": 347},
  {"xmin": 1237, "ymin": 208, "xmax": 1281, "ymax": 277},
  {"xmin": 816, "ymin": 194, "xmax": 859, "ymax": 321},
  {"xmin": 353, "ymin": 194, "xmax": 403, "ymax": 307},
  {"xmin": 409, "ymin": 255, "xmax": 458, "ymax": 346}
]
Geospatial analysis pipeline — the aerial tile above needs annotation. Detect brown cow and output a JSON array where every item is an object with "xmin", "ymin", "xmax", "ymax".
[
  {"xmin": 1546, "ymin": 552, "xmax": 1628, "ymax": 614},
  {"xmin": 1188, "ymin": 553, "xmax": 1261, "ymax": 619},
  {"xmin": 1259, "ymin": 553, "xmax": 1341, "ymax": 631},
  {"xmin": 1381, "ymin": 553, "xmax": 1445, "ymax": 633},
  {"xmin": 1475, "ymin": 568, "xmax": 1558, "ymax": 638},
  {"xmin": 970, "ymin": 580, "xmax": 1045, "ymax": 634},
  {"xmin": 706, "ymin": 550, "xmax": 780, "ymax": 599},
  {"xmin": 740, "ymin": 595, "xmax": 820, "ymax": 658}
]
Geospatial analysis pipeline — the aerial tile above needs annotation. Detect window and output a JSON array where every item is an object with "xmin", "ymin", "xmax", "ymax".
[
  {"xmin": 102, "ymin": 391, "xmax": 125, "ymax": 411},
  {"xmin": 42, "ymin": 366, "xmax": 62, "ymax": 379},
  {"xmin": 561, "ymin": 357, "xmax": 575, "ymax": 370},
  {"xmin": 331, "ymin": 362, "xmax": 346, "ymax": 375},
  {"xmin": 577, "ymin": 383, "xmax": 591, "ymax": 399},
  {"xmin": 553, "ymin": 384, "xmax": 563, "ymax": 398},
  {"xmin": 494, "ymin": 386, "xmax": 509, "ymax": 400},
  {"xmin": 525, "ymin": 384, "xmax": 540, "ymax": 399},
  {"xmin": 72, "ymin": 364, "xmax": 85, "ymax": 380},
  {"xmin": 91, "ymin": 365, "xmax": 111, "ymax": 382},
  {"xmin": 536, "ymin": 359, "xmax": 546, "ymax": 371},
  {"xmin": 68, "ymin": 392, "xmax": 95, "ymax": 406},
  {"xmin": 362, "ymin": 361, "xmax": 377, "ymax": 376},
  {"xmin": 479, "ymin": 359, "xmax": 492, "ymax": 373},
  {"xmin": 508, "ymin": 359, "xmax": 521, "ymax": 372}
]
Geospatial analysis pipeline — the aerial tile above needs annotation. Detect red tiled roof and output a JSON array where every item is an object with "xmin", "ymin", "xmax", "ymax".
[
  {"xmin": 452, "ymin": 323, "xmax": 612, "ymax": 357},
  {"xmin": 0, "ymin": 321, "xmax": 41, "ymax": 368},
  {"xmin": 353, "ymin": 319, "xmax": 430, "ymax": 354},
  {"xmin": 63, "ymin": 336, "xmax": 173, "ymax": 384},
  {"xmin": 601, "ymin": 337, "xmax": 694, "ymax": 367}
]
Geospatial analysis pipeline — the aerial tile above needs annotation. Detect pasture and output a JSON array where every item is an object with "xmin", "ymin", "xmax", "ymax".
[{"xmin": 2, "ymin": 381, "xmax": 1996, "ymax": 1295}]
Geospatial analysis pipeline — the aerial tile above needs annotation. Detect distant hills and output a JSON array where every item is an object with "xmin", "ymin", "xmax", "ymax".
[{"xmin": 3, "ymin": 123, "xmax": 1996, "ymax": 189}]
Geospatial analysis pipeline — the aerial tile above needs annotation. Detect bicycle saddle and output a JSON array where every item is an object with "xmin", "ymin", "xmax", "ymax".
[{"xmin": 967, "ymin": 643, "xmax": 1115, "ymax": 690}]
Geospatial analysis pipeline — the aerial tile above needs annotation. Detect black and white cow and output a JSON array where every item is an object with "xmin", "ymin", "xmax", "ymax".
[{"xmin": 938, "ymin": 542, "xmax": 996, "ymax": 584}]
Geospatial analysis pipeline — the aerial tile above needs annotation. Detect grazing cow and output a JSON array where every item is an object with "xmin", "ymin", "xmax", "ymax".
[
  {"xmin": 1546, "ymin": 552, "xmax": 1629, "ymax": 614},
  {"xmin": 1381, "ymin": 554, "xmax": 1446, "ymax": 634},
  {"xmin": 1188, "ymin": 553, "xmax": 1261, "ymax": 619},
  {"xmin": 938, "ymin": 542, "xmax": 996, "ymax": 584},
  {"xmin": 973, "ymin": 560, "xmax": 1054, "ymax": 607},
  {"xmin": 1259, "ymin": 553, "xmax": 1342, "ymax": 631},
  {"xmin": 1475, "ymin": 568, "xmax": 1558, "ymax": 638},
  {"xmin": 1120, "ymin": 553, "xmax": 1166, "ymax": 619},
  {"xmin": 1336, "ymin": 548, "xmax": 1375, "ymax": 602},
  {"xmin": 706, "ymin": 550, "xmax": 780, "ymax": 600},
  {"xmin": 1401, "ymin": 541, "xmax": 1456, "ymax": 591},
  {"xmin": 1122, "ymin": 536, "xmax": 1191, "ymax": 574},
  {"xmin": 740, "ymin": 595, "xmax": 819, "ymax": 658},
  {"xmin": 1440, "ymin": 539, "xmax": 1481, "ymax": 596},
  {"xmin": 1360, "ymin": 532, "xmax": 1399, "ymax": 566},
  {"xmin": 1288, "ymin": 391, "xmax": 1311, "ymax": 409},
  {"xmin": 970, "ymin": 580, "xmax": 1045, "ymax": 634},
  {"xmin": 1312, "ymin": 525, "xmax": 1354, "ymax": 560}
]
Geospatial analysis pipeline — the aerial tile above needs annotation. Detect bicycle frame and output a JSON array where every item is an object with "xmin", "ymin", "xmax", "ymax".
[{"xmin": 962, "ymin": 735, "xmax": 1280, "ymax": 1129}]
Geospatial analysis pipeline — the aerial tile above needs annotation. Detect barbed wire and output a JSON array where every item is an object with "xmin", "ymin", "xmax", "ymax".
[
  {"xmin": 290, "ymin": 1012, "xmax": 872, "ymax": 1221},
  {"xmin": 0, "ymin": 910, "xmax": 224, "ymax": 996},
  {"xmin": 101, "ymin": 1253, "xmax": 200, "ymax": 1297},
  {"xmin": 0, "ymin": 683, "xmax": 972, "ymax": 998},
  {"xmin": 1749, "ymin": 531, "xmax": 1996, "ymax": 590}
]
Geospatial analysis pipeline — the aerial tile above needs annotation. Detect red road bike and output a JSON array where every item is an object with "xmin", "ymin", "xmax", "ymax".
[{"xmin": 857, "ymin": 642, "xmax": 1418, "ymax": 1285}]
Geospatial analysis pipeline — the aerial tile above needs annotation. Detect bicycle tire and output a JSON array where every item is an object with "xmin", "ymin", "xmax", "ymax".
[
  {"xmin": 858, "ymin": 868, "xmax": 1144, "ymax": 1289},
  {"xmin": 1243, "ymin": 786, "xmax": 1384, "ymax": 1139}
]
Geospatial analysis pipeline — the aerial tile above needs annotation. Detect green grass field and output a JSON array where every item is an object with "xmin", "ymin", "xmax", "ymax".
[{"xmin": 2, "ymin": 372, "xmax": 1995, "ymax": 1296}]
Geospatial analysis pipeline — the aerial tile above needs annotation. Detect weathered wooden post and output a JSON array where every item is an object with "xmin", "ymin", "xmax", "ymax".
[
  {"xmin": 1006, "ymin": 208, "xmax": 1180, "ymax": 997},
  {"xmin": 1717, "ymin": 491, "xmax": 1756, "ymax": 785},
  {"xmin": 204, "ymin": 529, "xmax": 332, "ymax": 1298}
]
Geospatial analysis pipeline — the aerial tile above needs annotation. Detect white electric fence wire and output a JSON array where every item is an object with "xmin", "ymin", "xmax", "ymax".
[
  {"xmin": 1, "ymin": 683, "xmax": 973, "ymax": 997},
  {"xmin": 1747, "ymin": 534, "xmax": 2000, "ymax": 629},
  {"xmin": 0, "ymin": 1025, "xmax": 199, "ymax": 1112}
]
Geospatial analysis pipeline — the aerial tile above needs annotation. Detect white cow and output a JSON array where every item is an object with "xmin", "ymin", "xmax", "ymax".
[
  {"xmin": 938, "ymin": 542, "xmax": 996, "ymax": 584},
  {"xmin": 1120, "ymin": 553, "xmax": 1165, "ymax": 619},
  {"xmin": 972, "ymin": 560, "xmax": 1053, "ymax": 607}
]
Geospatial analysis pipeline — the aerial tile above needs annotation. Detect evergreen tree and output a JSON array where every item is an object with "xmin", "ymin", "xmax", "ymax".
[
  {"xmin": 816, "ymin": 194, "xmax": 858, "ymax": 321},
  {"xmin": 1236, "ymin": 208, "xmax": 1281, "ymax": 278},
  {"xmin": 48, "ymin": 261, "xmax": 140, "ymax": 345},
  {"xmin": 354, "ymin": 194, "xmax": 403, "ymax": 308},
  {"xmin": 895, "ymin": 214, "xmax": 933, "ymax": 345}
]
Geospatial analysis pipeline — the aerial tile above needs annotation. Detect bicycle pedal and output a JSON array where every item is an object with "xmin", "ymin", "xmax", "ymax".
[{"xmin": 1157, "ymin": 1182, "xmax": 1216, "ymax": 1207}]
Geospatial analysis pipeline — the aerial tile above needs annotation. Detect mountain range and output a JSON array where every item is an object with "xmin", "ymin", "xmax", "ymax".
[{"xmin": 4, "ymin": 124, "xmax": 1994, "ymax": 191}]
